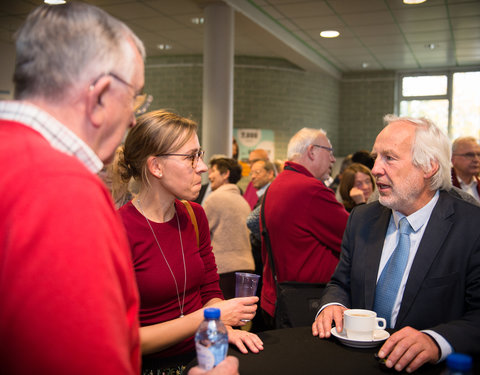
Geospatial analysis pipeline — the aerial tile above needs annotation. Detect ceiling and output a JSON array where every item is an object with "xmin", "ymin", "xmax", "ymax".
[{"xmin": 1, "ymin": 0, "xmax": 479, "ymax": 77}]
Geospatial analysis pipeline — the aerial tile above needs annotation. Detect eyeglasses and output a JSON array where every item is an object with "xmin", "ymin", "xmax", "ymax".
[
  {"xmin": 453, "ymin": 152, "xmax": 480, "ymax": 160},
  {"xmin": 157, "ymin": 149, "xmax": 205, "ymax": 168},
  {"xmin": 312, "ymin": 144, "xmax": 334, "ymax": 155},
  {"xmin": 91, "ymin": 72, "xmax": 153, "ymax": 116}
]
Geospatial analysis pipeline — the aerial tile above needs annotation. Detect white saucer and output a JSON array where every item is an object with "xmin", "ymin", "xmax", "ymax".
[{"xmin": 330, "ymin": 327, "xmax": 390, "ymax": 348}]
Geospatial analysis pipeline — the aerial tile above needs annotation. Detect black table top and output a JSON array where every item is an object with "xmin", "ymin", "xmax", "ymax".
[{"xmin": 228, "ymin": 326, "xmax": 448, "ymax": 375}]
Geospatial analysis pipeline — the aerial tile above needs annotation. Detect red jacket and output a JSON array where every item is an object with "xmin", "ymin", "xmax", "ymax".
[{"xmin": 260, "ymin": 161, "xmax": 349, "ymax": 317}]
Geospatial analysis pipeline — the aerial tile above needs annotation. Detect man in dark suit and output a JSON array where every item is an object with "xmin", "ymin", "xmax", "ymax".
[{"xmin": 312, "ymin": 115, "xmax": 480, "ymax": 372}]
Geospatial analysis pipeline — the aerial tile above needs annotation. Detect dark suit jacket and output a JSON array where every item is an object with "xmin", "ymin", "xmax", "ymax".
[{"xmin": 320, "ymin": 190, "xmax": 480, "ymax": 354}]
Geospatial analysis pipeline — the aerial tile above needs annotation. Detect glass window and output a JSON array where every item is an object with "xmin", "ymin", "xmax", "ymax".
[
  {"xmin": 451, "ymin": 72, "xmax": 480, "ymax": 139},
  {"xmin": 398, "ymin": 70, "xmax": 480, "ymax": 139},
  {"xmin": 399, "ymin": 99, "xmax": 449, "ymax": 135},
  {"xmin": 402, "ymin": 76, "xmax": 447, "ymax": 97}
]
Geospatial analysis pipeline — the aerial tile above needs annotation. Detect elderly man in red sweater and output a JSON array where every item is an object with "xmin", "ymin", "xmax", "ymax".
[{"xmin": 260, "ymin": 128, "xmax": 349, "ymax": 327}]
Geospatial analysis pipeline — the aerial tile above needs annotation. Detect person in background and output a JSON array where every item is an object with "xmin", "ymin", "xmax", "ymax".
[
  {"xmin": 232, "ymin": 137, "xmax": 239, "ymax": 160},
  {"xmin": 261, "ymin": 128, "xmax": 349, "ymax": 327},
  {"xmin": 194, "ymin": 154, "xmax": 227, "ymax": 205},
  {"xmin": 313, "ymin": 115, "xmax": 480, "ymax": 373},
  {"xmin": 246, "ymin": 160, "xmax": 276, "ymax": 276},
  {"xmin": 243, "ymin": 148, "xmax": 269, "ymax": 209},
  {"xmin": 451, "ymin": 136, "xmax": 480, "ymax": 202},
  {"xmin": 203, "ymin": 157, "xmax": 255, "ymax": 299},
  {"xmin": 351, "ymin": 149, "xmax": 375, "ymax": 170},
  {"xmin": 338, "ymin": 163, "xmax": 376, "ymax": 212},
  {"xmin": 246, "ymin": 160, "xmax": 276, "ymax": 332},
  {"xmin": 329, "ymin": 154, "xmax": 353, "ymax": 194},
  {"xmin": 0, "ymin": 3, "xmax": 147, "ymax": 374},
  {"xmin": 116, "ymin": 110, "xmax": 263, "ymax": 374}
]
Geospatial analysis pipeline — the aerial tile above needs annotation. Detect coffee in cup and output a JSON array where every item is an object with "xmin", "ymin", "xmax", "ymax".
[{"xmin": 343, "ymin": 309, "xmax": 386, "ymax": 341}]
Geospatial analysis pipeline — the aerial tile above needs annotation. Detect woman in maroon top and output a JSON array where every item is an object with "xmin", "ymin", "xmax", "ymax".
[{"xmin": 116, "ymin": 110, "xmax": 263, "ymax": 373}]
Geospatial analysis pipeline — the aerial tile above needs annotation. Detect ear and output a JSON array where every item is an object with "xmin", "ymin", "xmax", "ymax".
[
  {"xmin": 423, "ymin": 160, "xmax": 439, "ymax": 179},
  {"xmin": 87, "ymin": 76, "xmax": 112, "ymax": 128},
  {"xmin": 307, "ymin": 145, "xmax": 316, "ymax": 161},
  {"xmin": 222, "ymin": 170, "xmax": 230, "ymax": 182},
  {"xmin": 147, "ymin": 156, "xmax": 163, "ymax": 178}
]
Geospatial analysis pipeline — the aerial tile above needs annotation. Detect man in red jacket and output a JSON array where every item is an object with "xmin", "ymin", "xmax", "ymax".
[
  {"xmin": 260, "ymin": 128, "xmax": 348, "ymax": 326},
  {"xmin": 0, "ymin": 3, "xmax": 147, "ymax": 374}
]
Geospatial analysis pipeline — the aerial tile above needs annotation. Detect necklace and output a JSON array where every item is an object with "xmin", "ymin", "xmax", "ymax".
[{"xmin": 137, "ymin": 199, "xmax": 187, "ymax": 318}]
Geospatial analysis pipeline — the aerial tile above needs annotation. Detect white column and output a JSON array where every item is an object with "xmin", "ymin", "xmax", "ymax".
[{"xmin": 202, "ymin": 2, "xmax": 234, "ymax": 162}]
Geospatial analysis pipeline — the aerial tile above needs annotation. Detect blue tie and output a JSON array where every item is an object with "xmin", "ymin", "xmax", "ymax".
[{"xmin": 374, "ymin": 217, "xmax": 413, "ymax": 328}]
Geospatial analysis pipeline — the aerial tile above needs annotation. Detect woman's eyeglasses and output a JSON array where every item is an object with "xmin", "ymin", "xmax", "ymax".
[{"xmin": 157, "ymin": 149, "xmax": 205, "ymax": 168}]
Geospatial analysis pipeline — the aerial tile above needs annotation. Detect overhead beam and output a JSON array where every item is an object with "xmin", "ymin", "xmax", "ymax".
[{"xmin": 223, "ymin": 0, "xmax": 341, "ymax": 78}]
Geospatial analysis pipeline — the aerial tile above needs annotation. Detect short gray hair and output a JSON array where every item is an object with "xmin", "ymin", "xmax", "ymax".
[
  {"xmin": 14, "ymin": 2, "xmax": 145, "ymax": 101},
  {"xmin": 287, "ymin": 128, "xmax": 327, "ymax": 161},
  {"xmin": 384, "ymin": 114, "xmax": 452, "ymax": 191}
]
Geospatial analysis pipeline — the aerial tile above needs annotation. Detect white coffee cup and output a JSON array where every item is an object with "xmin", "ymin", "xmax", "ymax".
[{"xmin": 343, "ymin": 309, "xmax": 387, "ymax": 341}]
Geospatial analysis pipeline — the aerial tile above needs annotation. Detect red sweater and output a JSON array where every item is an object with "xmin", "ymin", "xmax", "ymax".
[
  {"xmin": 119, "ymin": 200, "xmax": 224, "ymax": 358},
  {"xmin": 261, "ymin": 161, "xmax": 349, "ymax": 317},
  {"xmin": 0, "ymin": 120, "xmax": 140, "ymax": 374}
]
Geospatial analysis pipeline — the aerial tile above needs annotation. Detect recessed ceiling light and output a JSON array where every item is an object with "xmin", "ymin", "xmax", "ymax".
[
  {"xmin": 362, "ymin": 62, "xmax": 369, "ymax": 68},
  {"xmin": 44, "ymin": 0, "xmax": 66, "ymax": 4},
  {"xmin": 403, "ymin": 0, "xmax": 427, "ymax": 4},
  {"xmin": 191, "ymin": 17, "xmax": 204, "ymax": 25},
  {"xmin": 320, "ymin": 30, "xmax": 340, "ymax": 38},
  {"xmin": 425, "ymin": 43, "xmax": 436, "ymax": 50},
  {"xmin": 157, "ymin": 44, "xmax": 172, "ymax": 50}
]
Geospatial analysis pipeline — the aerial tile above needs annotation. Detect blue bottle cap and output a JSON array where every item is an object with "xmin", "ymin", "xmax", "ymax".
[
  {"xmin": 204, "ymin": 307, "xmax": 221, "ymax": 319},
  {"xmin": 446, "ymin": 353, "xmax": 473, "ymax": 371}
]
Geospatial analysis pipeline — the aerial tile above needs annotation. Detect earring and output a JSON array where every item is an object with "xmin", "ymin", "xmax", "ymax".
[{"xmin": 157, "ymin": 173, "xmax": 162, "ymax": 178}]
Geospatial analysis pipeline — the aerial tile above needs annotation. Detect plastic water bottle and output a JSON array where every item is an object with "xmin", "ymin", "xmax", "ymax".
[
  {"xmin": 195, "ymin": 308, "xmax": 228, "ymax": 370},
  {"xmin": 443, "ymin": 353, "xmax": 473, "ymax": 375}
]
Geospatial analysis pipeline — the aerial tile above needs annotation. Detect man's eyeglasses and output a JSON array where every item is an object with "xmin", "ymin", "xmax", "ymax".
[
  {"xmin": 91, "ymin": 72, "xmax": 153, "ymax": 116},
  {"xmin": 453, "ymin": 152, "xmax": 480, "ymax": 160},
  {"xmin": 157, "ymin": 149, "xmax": 205, "ymax": 168},
  {"xmin": 312, "ymin": 144, "xmax": 334, "ymax": 155}
]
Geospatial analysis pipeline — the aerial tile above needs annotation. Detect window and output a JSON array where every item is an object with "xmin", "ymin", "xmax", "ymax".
[{"xmin": 397, "ymin": 71, "xmax": 480, "ymax": 139}]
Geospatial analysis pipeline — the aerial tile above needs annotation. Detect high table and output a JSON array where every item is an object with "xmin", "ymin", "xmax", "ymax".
[{"xmin": 223, "ymin": 326, "xmax": 478, "ymax": 375}]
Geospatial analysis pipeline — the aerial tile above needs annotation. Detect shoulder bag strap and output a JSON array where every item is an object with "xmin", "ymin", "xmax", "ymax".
[
  {"xmin": 260, "ymin": 187, "xmax": 279, "ymax": 287},
  {"xmin": 181, "ymin": 200, "xmax": 199, "ymax": 247}
]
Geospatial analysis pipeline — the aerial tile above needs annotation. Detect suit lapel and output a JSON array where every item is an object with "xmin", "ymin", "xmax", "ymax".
[
  {"xmin": 395, "ymin": 191, "xmax": 455, "ymax": 326},
  {"xmin": 364, "ymin": 206, "xmax": 391, "ymax": 309}
]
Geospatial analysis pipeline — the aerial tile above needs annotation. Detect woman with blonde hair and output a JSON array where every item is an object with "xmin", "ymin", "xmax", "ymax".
[
  {"xmin": 338, "ymin": 163, "xmax": 376, "ymax": 212},
  {"xmin": 116, "ymin": 110, "xmax": 263, "ymax": 374}
]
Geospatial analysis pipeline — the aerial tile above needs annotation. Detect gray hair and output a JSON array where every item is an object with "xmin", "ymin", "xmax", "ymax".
[
  {"xmin": 384, "ymin": 114, "xmax": 452, "ymax": 191},
  {"xmin": 14, "ymin": 2, "xmax": 145, "ymax": 101},
  {"xmin": 287, "ymin": 128, "xmax": 327, "ymax": 161}
]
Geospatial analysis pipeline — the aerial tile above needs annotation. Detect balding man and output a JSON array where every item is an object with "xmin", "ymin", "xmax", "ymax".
[
  {"xmin": 261, "ymin": 128, "xmax": 348, "ymax": 327},
  {"xmin": 451, "ymin": 136, "xmax": 480, "ymax": 201}
]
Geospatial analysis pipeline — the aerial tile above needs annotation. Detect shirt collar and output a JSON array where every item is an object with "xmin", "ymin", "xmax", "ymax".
[
  {"xmin": 457, "ymin": 175, "xmax": 478, "ymax": 189},
  {"xmin": 392, "ymin": 190, "xmax": 440, "ymax": 233},
  {"xmin": 256, "ymin": 182, "xmax": 271, "ymax": 197},
  {"xmin": 0, "ymin": 100, "xmax": 103, "ymax": 173}
]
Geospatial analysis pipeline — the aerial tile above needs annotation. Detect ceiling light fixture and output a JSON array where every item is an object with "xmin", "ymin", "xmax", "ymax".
[
  {"xmin": 320, "ymin": 30, "xmax": 340, "ymax": 38},
  {"xmin": 425, "ymin": 43, "xmax": 436, "ymax": 50},
  {"xmin": 44, "ymin": 0, "xmax": 66, "ymax": 4},
  {"xmin": 157, "ymin": 44, "xmax": 172, "ymax": 50},
  {"xmin": 362, "ymin": 62, "xmax": 369, "ymax": 68},
  {"xmin": 403, "ymin": 0, "xmax": 427, "ymax": 4}
]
